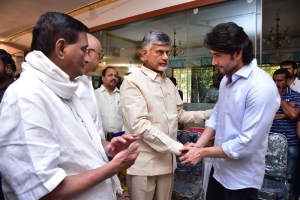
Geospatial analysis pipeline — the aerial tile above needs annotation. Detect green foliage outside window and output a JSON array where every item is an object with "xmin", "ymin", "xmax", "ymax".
[
  {"xmin": 173, "ymin": 65, "xmax": 283, "ymax": 103},
  {"xmin": 173, "ymin": 68, "xmax": 192, "ymax": 103},
  {"xmin": 173, "ymin": 67, "xmax": 214, "ymax": 103}
]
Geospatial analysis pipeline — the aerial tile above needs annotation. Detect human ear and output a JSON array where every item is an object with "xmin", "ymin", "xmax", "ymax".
[
  {"xmin": 55, "ymin": 39, "xmax": 67, "ymax": 60},
  {"xmin": 5, "ymin": 64, "xmax": 12, "ymax": 75},
  {"xmin": 141, "ymin": 49, "xmax": 148, "ymax": 61},
  {"xmin": 235, "ymin": 50, "xmax": 243, "ymax": 60}
]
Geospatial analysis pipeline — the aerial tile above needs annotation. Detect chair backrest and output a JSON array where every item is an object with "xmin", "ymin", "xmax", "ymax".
[
  {"xmin": 265, "ymin": 132, "xmax": 288, "ymax": 182},
  {"xmin": 175, "ymin": 130, "xmax": 202, "ymax": 176}
]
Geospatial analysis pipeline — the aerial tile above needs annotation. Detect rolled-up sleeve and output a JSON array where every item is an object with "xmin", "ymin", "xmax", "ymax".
[{"xmin": 221, "ymin": 82, "xmax": 280, "ymax": 159}]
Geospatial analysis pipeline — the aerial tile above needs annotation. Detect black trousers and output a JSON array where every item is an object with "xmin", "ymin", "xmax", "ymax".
[
  {"xmin": 206, "ymin": 167, "xmax": 258, "ymax": 200},
  {"xmin": 0, "ymin": 177, "xmax": 4, "ymax": 200}
]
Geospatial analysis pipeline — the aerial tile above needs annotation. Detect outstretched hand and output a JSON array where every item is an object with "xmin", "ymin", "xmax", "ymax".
[
  {"xmin": 179, "ymin": 145, "xmax": 204, "ymax": 166},
  {"xmin": 105, "ymin": 134, "xmax": 139, "ymax": 157},
  {"xmin": 111, "ymin": 143, "xmax": 140, "ymax": 172}
]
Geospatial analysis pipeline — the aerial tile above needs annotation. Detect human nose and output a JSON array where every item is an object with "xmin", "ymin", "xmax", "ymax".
[
  {"xmin": 84, "ymin": 52, "xmax": 90, "ymax": 64},
  {"xmin": 212, "ymin": 57, "xmax": 218, "ymax": 66},
  {"xmin": 162, "ymin": 51, "xmax": 168, "ymax": 59}
]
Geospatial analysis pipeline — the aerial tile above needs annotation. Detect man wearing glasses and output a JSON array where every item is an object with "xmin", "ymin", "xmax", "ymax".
[{"xmin": 76, "ymin": 33, "xmax": 105, "ymax": 139}]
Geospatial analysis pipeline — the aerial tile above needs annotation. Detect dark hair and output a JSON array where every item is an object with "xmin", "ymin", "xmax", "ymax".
[
  {"xmin": 0, "ymin": 49, "xmax": 16, "ymax": 72},
  {"xmin": 141, "ymin": 31, "xmax": 172, "ymax": 50},
  {"xmin": 273, "ymin": 68, "xmax": 290, "ymax": 79},
  {"xmin": 31, "ymin": 12, "xmax": 89, "ymax": 57},
  {"xmin": 170, "ymin": 77, "xmax": 177, "ymax": 86},
  {"xmin": 280, "ymin": 60, "xmax": 298, "ymax": 69},
  {"xmin": 102, "ymin": 66, "xmax": 117, "ymax": 76},
  {"xmin": 203, "ymin": 22, "xmax": 254, "ymax": 65}
]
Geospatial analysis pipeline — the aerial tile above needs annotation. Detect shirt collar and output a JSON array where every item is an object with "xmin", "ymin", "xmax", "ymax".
[
  {"xmin": 99, "ymin": 84, "xmax": 119, "ymax": 93},
  {"xmin": 232, "ymin": 59, "xmax": 257, "ymax": 81},
  {"xmin": 292, "ymin": 77, "xmax": 299, "ymax": 85},
  {"xmin": 76, "ymin": 75, "xmax": 91, "ymax": 83},
  {"xmin": 141, "ymin": 65, "xmax": 166, "ymax": 81}
]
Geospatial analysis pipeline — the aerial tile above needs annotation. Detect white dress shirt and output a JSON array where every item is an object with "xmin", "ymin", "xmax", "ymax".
[
  {"xmin": 206, "ymin": 59, "xmax": 280, "ymax": 190},
  {"xmin": 95, "ymin": 85, "xmax": 123, "ymax": 134},
  {"xmin": 290, "ymin": 77, "xmax": 300, "ymax": 93}
]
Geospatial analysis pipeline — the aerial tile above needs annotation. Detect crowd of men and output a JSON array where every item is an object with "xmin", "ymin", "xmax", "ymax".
[{"xmin": 0, "ymin": 11, "xmax": 299, "ymax": 200}]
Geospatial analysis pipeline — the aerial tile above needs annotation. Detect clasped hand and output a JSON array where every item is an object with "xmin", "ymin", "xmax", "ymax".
[
  {"xmin": 105, "ymin": 134, "xmax": 139, "ymax": 157},
  {"xmin": 179, "ymin": 142, "xmax": 204, "ymax": 166}
]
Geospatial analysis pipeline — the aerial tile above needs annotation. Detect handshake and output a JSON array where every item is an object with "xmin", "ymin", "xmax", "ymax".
[
  {"xmin": 178, "ymin": 142, "xmax": 204, "ymax": 167},
  {"xmin": 179, "ymin": 142, "xmax": 191, "ymax": 157}
]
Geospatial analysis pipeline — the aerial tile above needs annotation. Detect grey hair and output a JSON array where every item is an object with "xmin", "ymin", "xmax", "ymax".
[{"xmin": 141, "ymin": 31, "xmax": 172, "ymax": 50}]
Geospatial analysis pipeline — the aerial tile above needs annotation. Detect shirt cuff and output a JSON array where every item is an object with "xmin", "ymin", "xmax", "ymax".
[
  {"xmin": 171, "ymin": 141, "xmax": 184, "ymax": 155},
  {"xmin": 222, "ymin": 142, "xmax": 240, "ymax": 159}
]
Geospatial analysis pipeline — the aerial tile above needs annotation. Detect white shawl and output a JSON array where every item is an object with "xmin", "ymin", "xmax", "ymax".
[{"xmin": 22, "ymin": 50, "xmax": 123, "ymax": 195}]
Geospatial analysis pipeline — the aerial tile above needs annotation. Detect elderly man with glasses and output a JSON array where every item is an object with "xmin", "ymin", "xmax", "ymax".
[{"xmin": 75, "ymin": 33, "xmax": 106, "ymax": 139}]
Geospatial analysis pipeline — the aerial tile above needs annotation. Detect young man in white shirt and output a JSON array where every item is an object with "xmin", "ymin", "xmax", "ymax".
[{"xmin": 180, "ymin": 22, "xmax": 280, "ymax": 200}]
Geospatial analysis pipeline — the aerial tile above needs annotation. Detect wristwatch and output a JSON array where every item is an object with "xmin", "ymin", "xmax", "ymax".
[{"xmin": 281, "ymin": 96, "xmax": 285, "ymax": 101}]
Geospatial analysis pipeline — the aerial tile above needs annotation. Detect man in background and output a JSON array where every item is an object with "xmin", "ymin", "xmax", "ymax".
[
  {"xmin": 170, "ymin": 77, "xmax": 183, "ymax": 100},
  {"xmin": 95, "ymin": 66, "xmax": 123, "ymax": 138},
  {"xmin": 76, "ymin": 33, "xmax": 105, "ymax": 139},
  {"xmin": 271, "ymin": 68, "xmax": 300, "ymax": 199},
  {"xmin": 0, "ymin": 49, "xmax": 16, "ymax": 200},
  {"xmin": 0, "ymin": 12, "xmax": 139, "ymax": 200},
  {"xmin": 0, "ymin": 49, "xmax": 16, "ymax": 102},
  {"xmin": 121, "ymin": 30, "xmax": 212, "ymax": 200},
  {"xmin": 201, "ymin": 74, "xmax": 223, "ymax": 103},
  {"xmin": 280, "ymin": 60, "xmax": 300, "ymax": 93}
]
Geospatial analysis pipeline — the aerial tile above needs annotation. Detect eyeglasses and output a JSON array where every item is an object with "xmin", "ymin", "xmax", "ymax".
[{"xmin": 87, "ymin": 48, "xmax": 104, "ymax": 60}]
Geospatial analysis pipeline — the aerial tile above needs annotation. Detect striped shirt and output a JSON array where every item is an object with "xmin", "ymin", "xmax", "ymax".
[{"xmin": 270, "ymin": 86, "xmax": 300, "ymax": 146}]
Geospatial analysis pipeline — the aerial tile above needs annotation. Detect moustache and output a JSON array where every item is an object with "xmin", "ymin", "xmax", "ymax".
[{"xmin": 110, "ymin": 80, "xmax": 116, "ymax": 83}]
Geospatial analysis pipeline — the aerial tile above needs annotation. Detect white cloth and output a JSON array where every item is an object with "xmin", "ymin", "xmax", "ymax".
[
  {"xmin": 95, "ymin": 85, "xmax": 123, "ymax": 134},
  {"xmin": 205, "ymin": 59, "xmax": 280, "ymax": 190},
  {"xmin": 0, "ymin": 51, "xmax": 122, "ymax": 200},
  {"xmin": 290, "ymin": 77, "xmax": 300, "ymax": 93},
  {"xmin": 76, "ymin": 75, "xmax": 105, "ymax": 139}
]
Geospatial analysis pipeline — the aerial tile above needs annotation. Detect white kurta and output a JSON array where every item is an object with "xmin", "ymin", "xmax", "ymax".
[
  {"xmin": 76, "ymin": 75, "xmax": 105, "ymax": 139},
  {"xmin": 0, "ymin": 51, "xmax": 120, "ymax": 200}
]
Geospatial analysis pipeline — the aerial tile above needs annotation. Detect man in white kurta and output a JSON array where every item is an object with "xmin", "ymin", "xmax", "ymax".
[
  {"xmin": 76, "ymin": 33, "xmax": 105, "ymax": 139},
  {"xmin": 0, "ymin": 12, "xmax": 139, "ymax": 200}
]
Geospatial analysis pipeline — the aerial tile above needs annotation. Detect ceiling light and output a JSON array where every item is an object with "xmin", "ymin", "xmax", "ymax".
[
  {"xmin": 263, "ymin": 14, "xmax": 291, "ymax": 49},
  {"xmin": 169, "ymin": 30, "xmax": 184, "ymax": 58}
]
